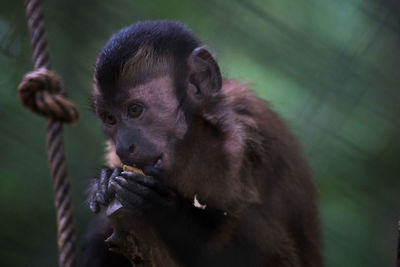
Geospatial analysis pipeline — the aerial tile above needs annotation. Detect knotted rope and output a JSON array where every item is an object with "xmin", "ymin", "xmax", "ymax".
[
  {"xmin": 18, "ymin": 68, "xmax": 79, "ymax": 123},
  {"xmin": 18, "ymin": 1, "xmax": 78, "ymax": 266}
]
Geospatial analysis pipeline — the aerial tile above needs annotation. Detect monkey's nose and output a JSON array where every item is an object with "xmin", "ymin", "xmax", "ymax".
[{"xmin": 116, "ymin": 142, "xmax": 136, "ymax": 163}]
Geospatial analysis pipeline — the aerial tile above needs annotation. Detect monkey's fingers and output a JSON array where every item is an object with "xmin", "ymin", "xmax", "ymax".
[
  {"xmin": 110, "ymin": 168, "xmax": 121, "ymax": 181},
  {"xmin": 107, "ymin": 168, "xmax": 122, "ymax": 194},
  {"xmin": 97, "ymin": 170, "xmax": 114, "ymax": 206},
  {"xmin": 100, "ymin": 168, "xmax": 111, "ymax": 194},
  {"xmin": 89, "ymin": 198, "xmax": 100, "ymax": 213},
  {"xmin": 109, "ymin": 178, "xmax": 145, "ymax": 214},
  {"xmin": 114, "ymin": 175, "xmax": 153, "ymax": 199},
  {"xmin": 89, "ymin": 179, "xmax": 101, "ymax": 213},
  {"xmin": 113, "ymin": 175, "xmax": 168, "ymax": 207},
  {"xmin": 121, "ymin": 171, "xmax": 170, "ymax": 196}
]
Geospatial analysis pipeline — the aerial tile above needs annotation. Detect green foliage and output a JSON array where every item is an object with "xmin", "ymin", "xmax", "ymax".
[{"xmin": 1, "ymin": 0, "xmax": 399, "ymax": 266}]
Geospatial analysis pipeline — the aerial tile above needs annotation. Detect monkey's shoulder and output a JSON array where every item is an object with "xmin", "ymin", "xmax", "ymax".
[{"xmin": 220, "ymin": 78, "xmax": 290, "ymax": 136}]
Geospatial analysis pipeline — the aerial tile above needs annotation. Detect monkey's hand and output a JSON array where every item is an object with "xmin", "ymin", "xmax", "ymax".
[
  {"xmin": 108, "ymin": 171, "xmax": 232, "ymax": 266},
  {"xmin": 88, "ymin": 168, "xmax": 121, "ymax": 213},
  {"xmin": 107, "ymin": 171, "xmax": 181, "ymax": 221}
]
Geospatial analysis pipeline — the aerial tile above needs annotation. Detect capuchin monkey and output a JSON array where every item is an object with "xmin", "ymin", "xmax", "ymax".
[{"xmin": 78, "ymin": 20, "xmax": 323, "ymax": 267}]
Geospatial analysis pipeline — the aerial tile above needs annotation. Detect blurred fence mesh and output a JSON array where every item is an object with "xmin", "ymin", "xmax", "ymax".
[{"xmin": 0, "ymin": 0, "xmax": 399, "ymax": 266}]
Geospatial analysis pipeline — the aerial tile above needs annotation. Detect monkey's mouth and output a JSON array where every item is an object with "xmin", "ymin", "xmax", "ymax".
[{"xmin": 123, "ymin": 154, "xmax": 164, "ymax": 176}]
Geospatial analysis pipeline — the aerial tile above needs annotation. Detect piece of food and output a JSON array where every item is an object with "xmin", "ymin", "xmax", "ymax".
[{"xmin": 122, "ymin": 164, "xmax": 145, "ymax": 175}]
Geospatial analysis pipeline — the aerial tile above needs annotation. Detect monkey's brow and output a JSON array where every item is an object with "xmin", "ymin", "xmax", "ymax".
[
  {"xmin": 94, "ymin": 90, "xmax": 137, "ymax": 110},
  {"xmin": 93, "ymin": 95, "xmax": 114, "ymax": 109}
]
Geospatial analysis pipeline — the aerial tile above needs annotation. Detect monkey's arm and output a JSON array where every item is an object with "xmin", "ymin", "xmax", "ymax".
[
  {"xmin": 77, "ymin": 213, "xmax": 132, "ymax": 267},
  {"xmin": 107, "ymin": 171, "xmax": 268, "ymax": 267}
]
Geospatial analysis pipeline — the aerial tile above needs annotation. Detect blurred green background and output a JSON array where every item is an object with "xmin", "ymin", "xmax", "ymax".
[{"xmin": 1, "ymin": 0, "xmax": 399, "ymax": 266}]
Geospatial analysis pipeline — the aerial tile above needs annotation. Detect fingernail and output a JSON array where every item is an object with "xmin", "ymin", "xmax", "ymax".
[
  {"xmin": 114, "ymin": 176, "xmax": 126, "ymax": 184},
  {"xmin": 89, "ymin": 201, "xmax": 99, "ymax": 213},
  {"xmin": 121, "ymin": 172, "xmax": 134, "ymax": 178},
  {"xmin": 96, "ymin": 192, "xmax": 105, "ymax": 204},
  {"xmin": 108, "ymin": 180, "xmax": 117, "ymax": 192}
]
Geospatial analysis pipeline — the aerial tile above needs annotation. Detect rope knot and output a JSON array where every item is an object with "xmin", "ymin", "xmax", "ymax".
[{"xmin": 18, "ymin": 68, "xmax": 79, "ymax": 123}]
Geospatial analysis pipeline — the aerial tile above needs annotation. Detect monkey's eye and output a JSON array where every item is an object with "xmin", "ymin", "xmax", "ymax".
[
  {"xmin": 127, "ymin": 104, "xmax": 144, "ymax": 118},
  {"xmin": 102, "ymin": 112, "xmax": 116, "ymax": 125}
]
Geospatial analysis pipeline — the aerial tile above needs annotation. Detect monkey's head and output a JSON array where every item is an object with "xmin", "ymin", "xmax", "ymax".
[{"xmin": 92, "ymin": 21, "xmax": 223, "ymax": 178}]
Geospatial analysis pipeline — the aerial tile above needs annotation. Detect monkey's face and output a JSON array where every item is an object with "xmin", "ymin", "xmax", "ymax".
[
  {"xmin": 94, "ymin": 75, "xmax": 188, "ymax": 177},
  {"xmin": 94, "ymin": 44, "xmax": 222, "ymax": 179}
]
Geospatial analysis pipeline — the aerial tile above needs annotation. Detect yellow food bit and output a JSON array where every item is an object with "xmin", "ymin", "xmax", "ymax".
[{"xmin": 122, "ymin": 165, "xmax": 145, "ymax": 175}]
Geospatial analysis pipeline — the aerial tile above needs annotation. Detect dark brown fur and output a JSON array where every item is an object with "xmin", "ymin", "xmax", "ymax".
[
  {"xmin": 81, "ymin": 20, "xmax": 322, "ymax": 267},
  {"xmin": 91, "ymin": 78, "xmax": 322, "ymax": 267}
]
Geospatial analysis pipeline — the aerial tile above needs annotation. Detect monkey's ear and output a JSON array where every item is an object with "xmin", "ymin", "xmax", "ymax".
[{"xmin": 188, "ymin": 47, "xmax": 222, "ymax": 99}]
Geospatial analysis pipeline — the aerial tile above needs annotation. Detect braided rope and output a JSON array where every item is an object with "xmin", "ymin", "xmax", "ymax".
[
  {"xmin": 397, "ymin": 221, "xmax": 400, "ymax": 267},
  {"xmin": 19, "ymin": 1, "xmax": 78, "ymax": 266}
]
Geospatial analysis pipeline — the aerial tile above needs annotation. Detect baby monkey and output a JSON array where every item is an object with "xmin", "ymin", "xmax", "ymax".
[{"xmin": 80, "ymin": 20, "xmax": 323, "ymax": 267}]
